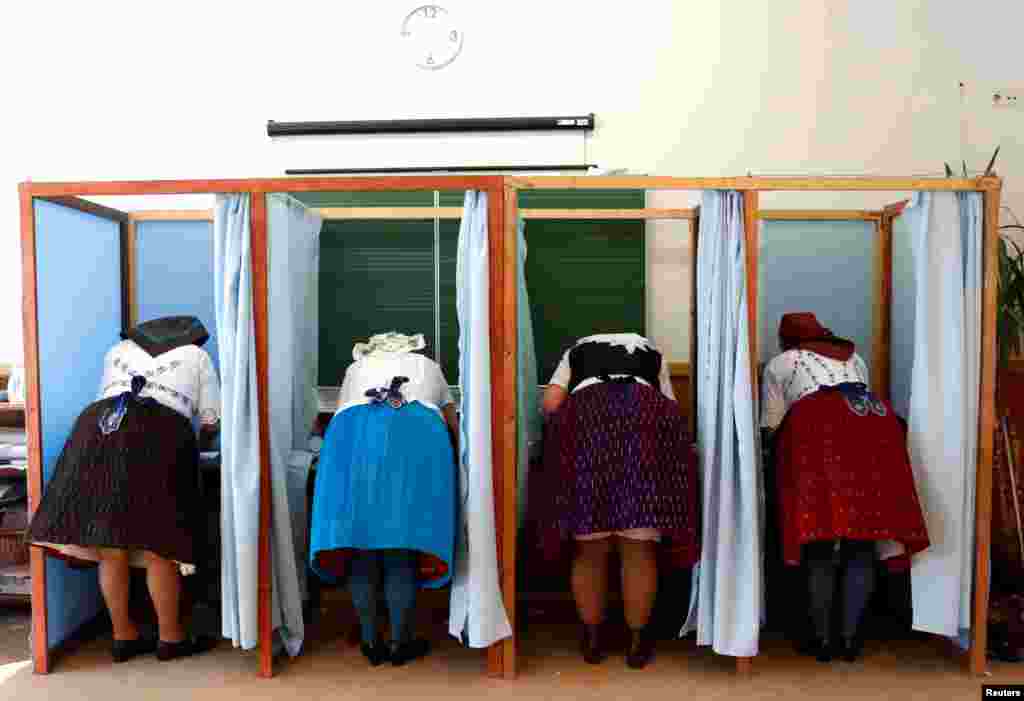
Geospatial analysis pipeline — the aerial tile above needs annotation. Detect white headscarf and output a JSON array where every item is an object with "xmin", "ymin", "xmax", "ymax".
[
  {"xmin": 575, "ymin": 333, "xmax": 653, "ymax": 354},
  {"xmin": 352, "ymin": 331, "xmax": 427, "ymax": 360}
]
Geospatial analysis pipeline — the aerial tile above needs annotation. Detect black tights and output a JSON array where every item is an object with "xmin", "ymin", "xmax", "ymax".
[{"xmin": 804, "ymin": 540, "xmax": 876, "ymax": 642}]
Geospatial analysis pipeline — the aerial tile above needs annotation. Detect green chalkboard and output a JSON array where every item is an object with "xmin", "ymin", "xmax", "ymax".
[
  {"xmin": 306, "ymin": 189, "xmax": 644, "ymax": 387},
  {"xmin": 318, "ymin": 218, "xmax": 434, "ymax": 385},
  {"xmin": 520, "ymin": 190, "xmax": 646, "ymax": 381}
]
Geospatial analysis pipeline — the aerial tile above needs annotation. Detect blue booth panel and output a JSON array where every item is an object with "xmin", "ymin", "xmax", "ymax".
[
  {"xmin": 135, "ymin": 220, "xmax": 218, "ymax": 369},
  {"xmin": 34, "ymin": 200, "xmax": 121, "ymax": 649},
  {"xmin": 759, "ymin": 219, "xmax": 877, "ymax": 369}
]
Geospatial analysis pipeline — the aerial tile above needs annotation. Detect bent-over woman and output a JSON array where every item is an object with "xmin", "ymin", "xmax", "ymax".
[
  {"xmin": 762, "ymin": 312, "xmax": 929, "ymax": 663},
  {"xmin": 28, "ymin": 316, "xmax": 220, "ymax": 663},
  {"xmin": 533, "ymin": 333, "xmax": 699, "ymax": 669},
  {"xmin": 310, "ymin": 332, "xmax": 457, "ymax": 667}
]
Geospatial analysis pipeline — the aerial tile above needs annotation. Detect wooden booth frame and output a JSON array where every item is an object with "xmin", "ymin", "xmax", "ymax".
[
  {"xmin": 20, "ymin": 174, "xmax": 1002, "ymax": 681},
  {"xmin": 18, "ymin": 176, "xmax": 517, "ymax": 680},
  {"xmin": 505, "ymin": 175, "xmax": 1002, "ymax": 678}
]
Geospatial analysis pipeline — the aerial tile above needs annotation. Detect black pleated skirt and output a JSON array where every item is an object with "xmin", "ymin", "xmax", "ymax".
[{"xmin": 27, "ymin": 395, "xmax": 202, "ymax": 571}]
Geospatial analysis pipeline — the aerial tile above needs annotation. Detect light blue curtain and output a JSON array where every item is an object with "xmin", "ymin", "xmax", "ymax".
[
  {"xmin": 214, "ymin": 194, "xmax": 262, "ymax": 651},
  {"xmin": 449, "ymin": 190, "xmax": 513, "ymax": 647},
  {"xmin": 266, "ymin": 193, "xmax": 323, "ymax": 656},
  {"xmin": 903, "ymin": 191, "xmax": 982, "ymax": 643},
  {"xmin": 516, "ymin": 217, "xmax": 541, "ymax": 525},
  {"xmin": 681, "ymin": 190, "xmax": 762, "ymax": 657}
]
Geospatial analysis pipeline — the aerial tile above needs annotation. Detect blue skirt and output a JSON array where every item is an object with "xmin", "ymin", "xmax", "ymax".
[{"xmin": 310, "ymin": 401, "xmax": 456, "ymax": 589}]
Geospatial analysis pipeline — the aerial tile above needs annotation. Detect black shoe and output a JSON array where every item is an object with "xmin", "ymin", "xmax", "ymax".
[
  {"xmin": 815, "ymin": 639, "xmax": 834, "ymax": 663},
  {"xmin": 111, "ymin": 637, "xmax": 157, "ymax": 663},
  {"xmin": 360, "ymin": 641, "xmax": 390, "ymax": 667},
  {"xmin": 581, "ymin": 625, "xmax": 605, "ymax": 665},
  {"xmin": 156, "ymin": 636, "xmax": 217, "ymax": 662},
  {"xmin": 390, "ymin": 638, "xmax": 431, "ymax": 667},
  {"xmin": 838, "ymin": 637, "xmax": 863, "ymax": 663},
  {"xmin": 626, "ymin": 630, "xmax": 655, "ymax": 669},
  {"xmin": 798, "ymin": 637, "xmax": 833, "ymax": 663}
]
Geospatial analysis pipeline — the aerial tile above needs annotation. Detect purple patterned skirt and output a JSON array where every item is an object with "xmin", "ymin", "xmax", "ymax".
[{"xmin": 531, "ymin": 382, "xmax": 700, "ymax": 568}]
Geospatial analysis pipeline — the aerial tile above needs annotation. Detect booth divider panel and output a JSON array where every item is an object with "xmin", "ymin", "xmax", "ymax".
[
  {"xmin": 33, "ymin": 200, "xmax": 122, "ymax": 650},
  {"xmin": 758, "ymin": 219, "xmax": 876, "ymax": 365},
  {"xmin": 135, "ymin": 220, "xmax": 218, "ymax": 368}
]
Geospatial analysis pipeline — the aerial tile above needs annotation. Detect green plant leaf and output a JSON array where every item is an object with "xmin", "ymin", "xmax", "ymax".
[{"xmin": 997, "ymin": 231, "xmax": 1024, "ymax": 367}]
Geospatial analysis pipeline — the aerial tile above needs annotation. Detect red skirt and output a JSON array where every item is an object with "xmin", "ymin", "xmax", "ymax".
[{"xmin": 774, "ymin": 390, "xmax": 929, "ymax": 566}]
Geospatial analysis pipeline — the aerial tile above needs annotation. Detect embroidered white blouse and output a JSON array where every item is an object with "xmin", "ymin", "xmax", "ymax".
[
  {"xmin": 97, "ymin": 340, "xmax": 221, "ymax": 425},
  {"xmin": 336, "ymin": 351, "xmax": 454, "ymax": 416},
  {"xmin": 760, "ymin": 349, "xmax": 869, "ymax": 430},
  {"xmin": 548, "ymin": 334, "xmax": 677, "ymax": 400}
]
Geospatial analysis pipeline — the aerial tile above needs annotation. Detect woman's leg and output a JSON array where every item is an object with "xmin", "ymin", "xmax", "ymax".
[
  {"xmin": 617, "ymin": 537, "xmax": 659, "ymax": 668},
  {"xmin": 348, "ymin": 550, "xmax": 382, "ymax": 645},
  {"xmin": 379, "ymin": 549, "xmax": 429, "ymax": 666},
  {"xmin": 803, "ymin": 540, "xmax": 838, "ymax": 660},
  {"xmin": 141, "ymin": 551, "xmax": 217, "ymax": 661},
  {"xmin": 97, "ymin": 548, "xmax": 137, "ymax": 641},
  {"xmin": 572, "ymin": 538, "xmax": 613, "ymax": 664},
  {"xmin": 839, "ymin": 540, "xmax": 876, "ymax": 659},
  {"xmin": 141, "ymin": 551, "xmax": 184, "ymax": 643},
  {"xmin": 380, "ymin": 549, "xmax": 418, "ymax": 646},
  {"xmin": 572, "ymin": 538, "xmax": 613, "ymax": 626},
  {"xmin": 617, "ymin": 537, "xmax": 658, "ymax": 632}
]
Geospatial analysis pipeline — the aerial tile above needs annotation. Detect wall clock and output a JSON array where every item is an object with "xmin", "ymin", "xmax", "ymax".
[{"xmin": 401, "ymin": 5, "xmax": 463, "ymax": 70}]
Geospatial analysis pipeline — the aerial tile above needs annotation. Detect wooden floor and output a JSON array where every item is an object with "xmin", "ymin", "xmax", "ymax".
[{"xmin": 1, "ymin": 608, "xmax": 1022, "ymax": 701}]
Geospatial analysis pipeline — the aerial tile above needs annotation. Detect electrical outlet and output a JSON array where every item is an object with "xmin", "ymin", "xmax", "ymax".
[{"xmin": 993, "ymin": 92, "xmax": 1022, "ymax": 109}]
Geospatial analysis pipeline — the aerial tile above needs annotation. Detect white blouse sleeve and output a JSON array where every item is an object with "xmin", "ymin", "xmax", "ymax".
[
  {"xmin": 197, "ymin": 350, "xmax": 221, "ymax": 426},
  {"xmin": 657, "ymin": 357, "xmax": 677, "ymax": 401},
  {"xmin": 853, "ymin": 354, "xmax": 870, "ymax": 385},
  {"xmin": 761, "ymin": 361, "xmax": 786, "ymax": 430},
  {"xmin": 96, "ymin": 346, "xmax": 117, "ymax": 399},
  {"xmin": 548, "ymin": 349, "xmax": 572, "ymax": 388},
  {"xmin": 335, "ymin": 363, "xmax": 357, "ymax": 412},
  {"xmin": 430, "ymin": 360, "xmax": 455, "ymax": 408}
]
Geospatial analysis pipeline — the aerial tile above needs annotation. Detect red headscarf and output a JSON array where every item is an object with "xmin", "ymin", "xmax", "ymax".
[{"xmin": 778, "ymin": 312, "xmax": 855, "ymax": 362}]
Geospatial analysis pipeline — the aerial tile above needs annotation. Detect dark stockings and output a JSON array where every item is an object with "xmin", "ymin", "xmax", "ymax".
[
  {"xmin": 804, "ymin": 540, "xmax": 877, "ymax": 644},
  {"xmin": 348, "ymin": 549, "xmax": 418, "ymax": 646}
]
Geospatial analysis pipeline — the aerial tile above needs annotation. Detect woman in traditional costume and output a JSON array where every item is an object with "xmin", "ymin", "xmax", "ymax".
[
  {"xmin": 28, "ymin": 316, "xmax": 220, "ymax": 663},
  {"xmin": 535, "ymin": 333, "xmax": 699, "ymax": 669},
  {"xmin": 762, "ymin": 312, "xmax": 930, "ymax": 662},
  {"xmin": 310, "ymin": 332, "xmax": 457, "ymax": 667}
]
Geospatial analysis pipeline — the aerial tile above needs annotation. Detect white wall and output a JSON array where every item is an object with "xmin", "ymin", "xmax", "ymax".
[{"xmin": 2, "ymin": 0, "xmax": 1021, "ymax": 365}]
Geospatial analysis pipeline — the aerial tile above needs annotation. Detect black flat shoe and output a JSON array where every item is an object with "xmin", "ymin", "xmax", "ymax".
[
  {"xmin": 111, "ymin": 637, "xmax": 157, "ymax": 663},
  {"xmin": 156, "ymin": 636, "xmax": 217, "ymax": 662},
  {"xmin": 626, "ymin": 631, "xmax": 655, "ymax": 669},
  {"xmin": 838, "ymin": 637, "xmax": 863, "ymax": 663},
  {"xmin": 581, "ymin": 625, "xmax": 605, "ymax": 665},
  {"xmin": 390, "ymin": 638, "xmax": 431, "ymax": 667},
  {"xmin": 360, "ymin": 641, "xmax": 390, "ymax": 667},
  {"xmin": 798, "ymin": 637, "xmax": 833, "ymax": 663}
]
